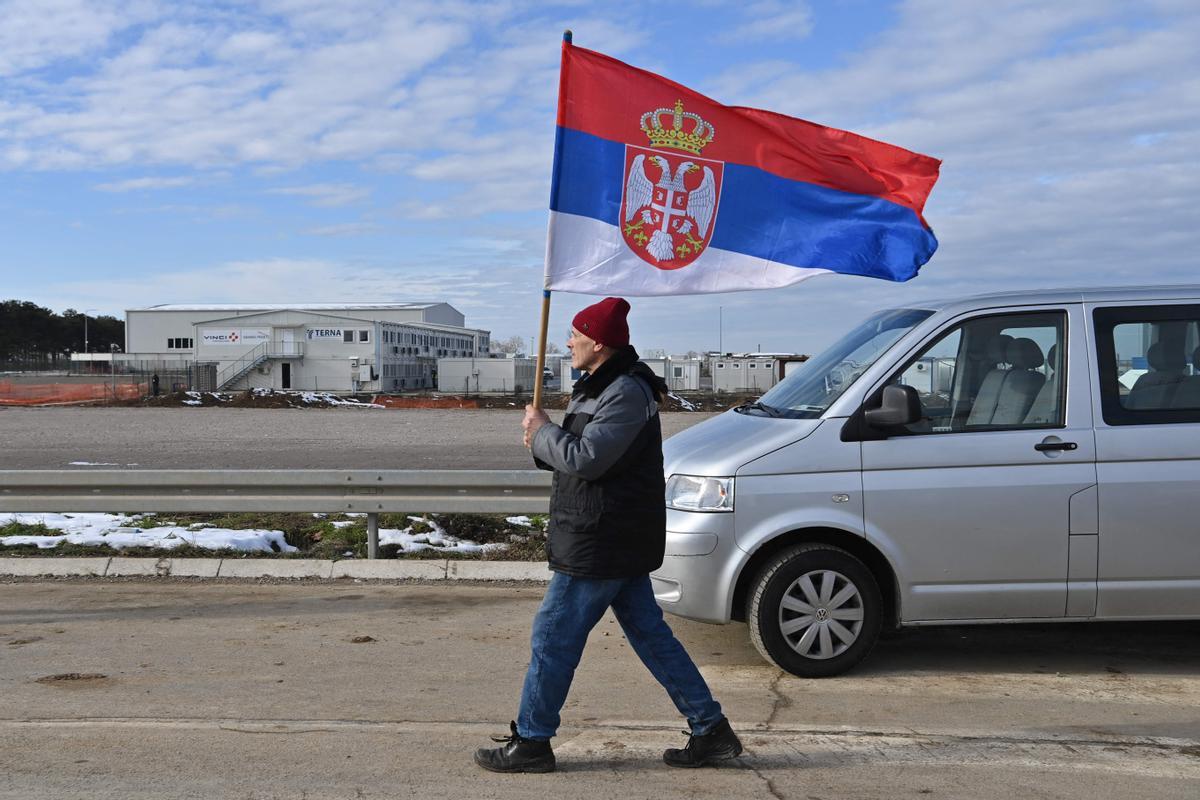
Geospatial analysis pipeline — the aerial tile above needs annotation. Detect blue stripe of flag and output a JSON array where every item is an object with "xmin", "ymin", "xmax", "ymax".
[{"xmin": 550, "ymin": 127, "xmax": 937, "ymax": 282}]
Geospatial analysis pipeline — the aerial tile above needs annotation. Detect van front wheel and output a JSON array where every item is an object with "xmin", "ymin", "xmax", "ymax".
[{"xmin": 747, "ymin": 544, "xmax": 882, "ymax": 678}]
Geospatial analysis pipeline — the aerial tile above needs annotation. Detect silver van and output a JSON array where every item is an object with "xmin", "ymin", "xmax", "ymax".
[{"xmin": 655, "ymin": 286, "xmax": 1200, "ymax": 677}]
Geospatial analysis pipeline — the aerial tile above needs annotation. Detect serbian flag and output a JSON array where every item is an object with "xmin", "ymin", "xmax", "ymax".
[{"xmin": 545, "ymin": 42, "xmax": 941, "ymax": 296}]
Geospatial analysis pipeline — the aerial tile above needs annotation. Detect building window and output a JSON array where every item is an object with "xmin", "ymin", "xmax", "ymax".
[
  {"xmin": 359, "ymin": 330, "xmax": 370, "ymax": 343},
  {"xmin": 716, "ymin": 363, "xmax": 725, "ymax": 369},
  {"xmin": 673, "ymin": 367, "xmax": 683, "ymax": 377},
  {"xmin": 748, "ymin": 363, "xmax": 756, "ymax": 369},
  {"xmin": 733, "ymin": 363, "xmax": 741, "ymax": 369},
  {"xmin": 343, "ymin": 330, "xmax": 354, "ymax": 343}
]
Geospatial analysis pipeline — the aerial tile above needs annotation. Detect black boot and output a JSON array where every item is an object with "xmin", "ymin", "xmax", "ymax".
[
  {"xmin": 663, "ymin": 718, "xmax": 743, "ymax": 768},
  {"xmin": 474, "ymin": 721, "xmax": 556, "ymax": 773}
]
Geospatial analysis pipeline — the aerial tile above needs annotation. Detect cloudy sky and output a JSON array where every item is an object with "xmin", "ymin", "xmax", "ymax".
[{"xmin": 2, "ymin": 0, "xmax": 1196, "ymax": 355}]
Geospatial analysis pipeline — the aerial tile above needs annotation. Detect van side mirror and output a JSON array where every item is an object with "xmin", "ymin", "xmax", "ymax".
[{"xmin": 864, "ymin": 384, "xmax": 921, "ymax": 428}]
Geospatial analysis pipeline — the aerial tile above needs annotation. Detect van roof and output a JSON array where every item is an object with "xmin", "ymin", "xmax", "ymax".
[{"xmin": 916, "ymin": 284, "xmax": 1200, "ymax": 314}]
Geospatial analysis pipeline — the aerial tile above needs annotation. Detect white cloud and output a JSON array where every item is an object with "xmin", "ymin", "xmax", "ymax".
[
  {"xmin": 0, "ymin": 4, "xmax": 474, "ymax": 169},
  {"xmin": 683, "ymin": 0, "xmax": 1200, "ymax": 353},
  {"xmin": 42, "ymin": 257, "xmax": 507, "ymax": 311},
  {"xmin": 302, "ymin": 222, "xmax": 382, "ymax": 237},
  {"xmin": 719, "ymin": 1, "xmax": 813, "ymax": 43},
  {"xmin": 7, "ymin": 2, "xmax": 1200, "ymax": 356},
  {"xmin": 93, "ymin": 176, "xmax": 194, "ymax": 192},
  {"xmin": 267, "ymin": 183, "xmax": 371, "ymax": 207},
  {"xmin": 0, "ymin": 0, "xmax": 154, "ymax": 76}
]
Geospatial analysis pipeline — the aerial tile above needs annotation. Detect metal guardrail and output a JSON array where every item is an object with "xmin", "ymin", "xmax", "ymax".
[{"xmin": 0, "ymin": 470, "xmax": 552, "ymax": 558}]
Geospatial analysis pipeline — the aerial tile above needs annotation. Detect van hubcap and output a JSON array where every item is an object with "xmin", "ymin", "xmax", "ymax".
[{"xmin": 777, "ymin": 569, "xmax": 864, "ymax": 660}]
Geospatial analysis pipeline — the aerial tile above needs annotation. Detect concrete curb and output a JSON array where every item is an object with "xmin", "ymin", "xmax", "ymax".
[
  {"xmin": 0, "ymin": 557, "xmax": 550, "ymax": 582},
  {"xmin": 0, "ymin": 557, "xmax": 110, "ymax": 577}
]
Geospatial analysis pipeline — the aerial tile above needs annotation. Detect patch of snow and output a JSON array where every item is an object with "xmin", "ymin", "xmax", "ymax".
[
  {"xmin": 506, "ymin": 516, "xmax": 533, "ymax": 527},
  {"xmin": 378, "ymin": 514, "xmax": 504, "ymax": 554},
  {"xmin": 182, "ymin": 400, "xmax": 202, "ymax": 406},
  {"xmin": 0, "ymin": 512, "xmax": 296, "ymax": 553},
  {"xmin": 68, "ymin": 461, "xmax": 123, "ymax": 466},
  {"xmin": 299, "ymin": 391, "xmax": 383, "ymax": 408},
  {"xmin": 252, "ymin": 387, "xmax": 382, "ymax": 408},
  {"xmin": 1, "ymin": 512, "xmax": 139, "ymax": 531},
  {"xmin": 669, "ymin": 392, "xmax": 698, "ymax": 411}
]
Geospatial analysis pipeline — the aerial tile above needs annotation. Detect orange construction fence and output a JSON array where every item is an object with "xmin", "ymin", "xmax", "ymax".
[{"xmin": 0, "ymin": 381, "xmax": 145, "ymax": 406}]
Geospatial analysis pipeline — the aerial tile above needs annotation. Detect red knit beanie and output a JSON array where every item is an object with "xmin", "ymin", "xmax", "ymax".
[{"xmin": 572, "ymin": 297, "xmax": 630, "ymax": 348}]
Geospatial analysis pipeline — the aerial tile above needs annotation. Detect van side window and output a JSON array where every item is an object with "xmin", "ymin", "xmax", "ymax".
[
  {"xmin": 1094, "ymin": 304, "xmax": 1200, "ymax": 425},
  {"xmin": 887, "ymin": 311, "xmax": 1066, "ymax": 435}
]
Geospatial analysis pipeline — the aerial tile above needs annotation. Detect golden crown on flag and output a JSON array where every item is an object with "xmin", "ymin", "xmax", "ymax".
[{"xmin": 640, "ymin": 100, "xmax": 715, "ymax": 155}]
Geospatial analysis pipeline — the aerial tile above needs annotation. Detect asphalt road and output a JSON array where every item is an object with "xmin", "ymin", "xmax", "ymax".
[
  {"xmin": 2, "ymin": 579, "xmax": 1198, "ymax": 799},
  {"xmin": 0, "ymin": 407, "xmax": 718, "ymax": 470}
]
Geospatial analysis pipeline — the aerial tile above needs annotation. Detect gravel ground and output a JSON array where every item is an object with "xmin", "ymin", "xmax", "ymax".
[{"xmin": 0, "ymin": 407, "xmax": 719, "ymax": 470}]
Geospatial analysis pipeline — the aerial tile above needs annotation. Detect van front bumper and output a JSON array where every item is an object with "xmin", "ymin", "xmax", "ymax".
[{"xmin": 651, "ymin": 511, "xmax": 742, "ymax": 624}]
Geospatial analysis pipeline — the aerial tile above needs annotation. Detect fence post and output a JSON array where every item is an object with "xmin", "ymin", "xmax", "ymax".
[{"xmin": 367, "ymin": 512, "xmax": 379, "ymax": 560}]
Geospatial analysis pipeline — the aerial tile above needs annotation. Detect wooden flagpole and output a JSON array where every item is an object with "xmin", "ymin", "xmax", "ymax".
[
  {"xmin": 533, "ymin": 29, "xmax": 572, "ymax": 410},
  {"xmin": 532, "ymin": 288, "xmax": 552, "ymax": 408}
]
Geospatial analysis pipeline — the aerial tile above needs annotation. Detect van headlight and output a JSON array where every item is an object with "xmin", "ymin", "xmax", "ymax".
[{"xmin": 665, "ymin": 475, "xmax": 734, "ymax": 512}]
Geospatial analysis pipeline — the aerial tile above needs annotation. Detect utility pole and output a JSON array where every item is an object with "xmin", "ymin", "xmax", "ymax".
[
  {"xmin": 107, "ymin": 343, "xmax": 122, "ymax": 401},
  {"xmin": 82, "ymin": 308, "xmax": 97, "ymax": 355}
]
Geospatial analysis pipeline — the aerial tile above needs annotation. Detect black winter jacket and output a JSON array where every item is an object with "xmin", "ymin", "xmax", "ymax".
[{"xmin": 531, "ymin": 346, "xmax": 669, "ymax": 579}]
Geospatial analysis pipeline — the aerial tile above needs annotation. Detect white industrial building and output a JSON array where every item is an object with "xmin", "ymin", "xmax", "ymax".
[
  {"xmin": 120, "ymin": 302, "xmax": 490, "ymax": 393},
  {"xmin": 643, "ymin": 357, "xmax": 702, "ymax": 392},
  {"xmin": 710, "ymin": 353, "xmax": 807, "ymax": 393},
  {"xmin": 559, "ymin": 355, "xmax": 700, "ymax": 394},
  {"xmin": 437, "ymin": 357, "xmax": 537, "ymax": 394}
]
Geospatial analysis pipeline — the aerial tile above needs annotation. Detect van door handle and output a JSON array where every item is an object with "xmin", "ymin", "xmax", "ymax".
[{"xmin": 1035, "ymin": 441, "xmax": 1078, "ymax": 452}]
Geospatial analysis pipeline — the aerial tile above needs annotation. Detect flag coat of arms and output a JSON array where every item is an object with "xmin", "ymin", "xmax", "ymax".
[{"xmin": 545, "ymin": 43, "xmax": 942, "ymax": 296}]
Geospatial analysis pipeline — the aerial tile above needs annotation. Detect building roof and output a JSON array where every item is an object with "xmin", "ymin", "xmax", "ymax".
[
  {"xmin": 381, "ymin": 320, "xmax": 490, "ymax": 335},
  {"xmin": 715, "ymin": 353, "xmax": 802, "ymax": 359},
  {"xmin": 192, "ymin": 309, "xmax": 384, "ymax": 326},
  {"xmin": 129, "ymin": 302, "xmax": 446, "ymax": 312}
]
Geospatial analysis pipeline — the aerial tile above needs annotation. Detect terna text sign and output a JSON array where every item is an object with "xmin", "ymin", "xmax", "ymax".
[{"xmin": 306, "ymin": 328, "xmax": 344, "ymax": 340}]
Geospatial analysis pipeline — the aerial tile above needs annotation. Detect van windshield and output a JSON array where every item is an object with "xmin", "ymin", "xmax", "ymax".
[{"xmin": 745, "ymin": 308, "xmax": 934, "ymax": 419}]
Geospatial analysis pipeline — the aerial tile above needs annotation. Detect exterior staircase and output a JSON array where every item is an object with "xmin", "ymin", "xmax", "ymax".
[{"xmin": 215, "ymin": 341, "xmax": 304, "ymax": 390}]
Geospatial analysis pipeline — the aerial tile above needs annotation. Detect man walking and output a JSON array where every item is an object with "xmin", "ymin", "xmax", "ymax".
[{"xmin": 474, "ymin": 297, "xmax": 742, "ymax": 773}]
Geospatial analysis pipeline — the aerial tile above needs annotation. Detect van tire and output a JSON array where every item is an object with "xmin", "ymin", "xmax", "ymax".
[{"xmin": 747, "ymin": 543, "xmax": 882, "ymax": 678}]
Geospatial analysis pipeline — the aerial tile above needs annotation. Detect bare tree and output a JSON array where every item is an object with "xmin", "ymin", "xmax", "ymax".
[{"xmin": 491, "ymin": 335, "xmax": 526, "ymax": 354}]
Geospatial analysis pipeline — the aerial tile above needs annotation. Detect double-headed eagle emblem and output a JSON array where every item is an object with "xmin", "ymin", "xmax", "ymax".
[{"xmin": 620, "ymin": 100, "xmax": 721, "ymax": 269}]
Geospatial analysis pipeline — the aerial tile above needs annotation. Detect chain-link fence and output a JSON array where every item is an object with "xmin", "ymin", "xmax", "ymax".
[{"xmin": 0, "ymin": 360, "xmax": 196, "ymax": 405}]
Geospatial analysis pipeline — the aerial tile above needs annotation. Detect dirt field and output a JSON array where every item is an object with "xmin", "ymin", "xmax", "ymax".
[{"xmin": 0, "ymin": 406, "xmax": 719, "ymax": 470}]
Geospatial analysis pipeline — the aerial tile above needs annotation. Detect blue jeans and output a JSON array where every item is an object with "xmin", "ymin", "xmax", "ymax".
[{"xmin": 516, "ymin": 572, "xmax": 724, "ymax": 741}]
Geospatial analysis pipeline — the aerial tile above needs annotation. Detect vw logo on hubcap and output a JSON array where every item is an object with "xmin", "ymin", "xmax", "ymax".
[{"xmin": 815, "ymin": 608, "xmax": 829, "ymax": 622}]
